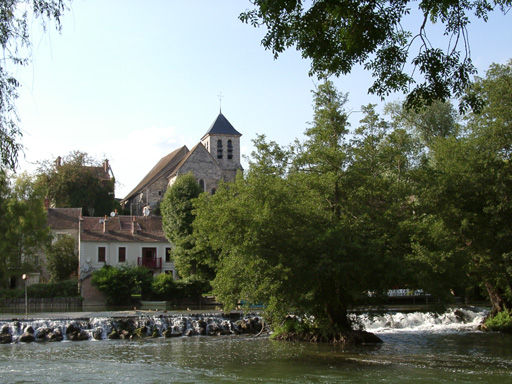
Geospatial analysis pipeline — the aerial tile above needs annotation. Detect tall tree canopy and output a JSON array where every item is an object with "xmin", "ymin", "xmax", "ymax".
[
  {"xmin": 0, "ymin": 172, "xmax": 50, "ymax": 287},
  {"xmin": 36, "ymin": 151, "xmax": 116, "ymax": 216},
  {"xmin": 161, "ymin": 173, "xmax": 216, "ymax": 281},
  {"xmin": 194, "ymin": 81, "xmax": 422, "ymax": 338},
  {"xmin": 240, "ymin": 0, "xmax": 511, "ymax": 111},
  {"xmin": 410, "ymin": 60, "xmax": 512, "ymax": 314},
  {"xmin": 0, "ymin": 0, "xmax": 68, "ymax": 170}
]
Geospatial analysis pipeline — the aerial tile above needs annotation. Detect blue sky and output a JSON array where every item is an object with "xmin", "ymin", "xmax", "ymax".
[{"xmin": 13, "ymin": 0, "xmax": 512, "ymax": 198}]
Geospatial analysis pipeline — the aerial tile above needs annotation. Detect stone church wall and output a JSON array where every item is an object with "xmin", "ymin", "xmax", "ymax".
[{"xmin": 176, "ymin": 145, "xmax": 223, "ymax": 194}]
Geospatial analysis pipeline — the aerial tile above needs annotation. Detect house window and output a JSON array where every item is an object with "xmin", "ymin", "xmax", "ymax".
[
  {"xmin": 98, "ymin": 247, "xmax": 106, "ymax": 263},
  {"xmin": 199, "ymin": 179, "xmax": 205, "ymax": 191},
  {"xmin": 217, "ymin": 139, "xmax": 223, "ymax": 159},
  {"xmin": 165, "ymin": 247, "xmax": 172, "ymax": 263},
  {"xmin": 211, "ymin": 188, "xmax": 216, "ymax": 195},
  {"xmin": 118, "ymin": 247, "xmax": 126, "ymax": 262},
  {"xmin": 227, "ymin": 139, "xmax": 233, "ymax": 159}
]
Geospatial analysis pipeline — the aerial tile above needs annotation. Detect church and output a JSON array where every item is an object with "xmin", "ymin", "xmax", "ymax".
[{"xmin": 121, "ymin": 113, "xmax": 242, "ymax": 215}]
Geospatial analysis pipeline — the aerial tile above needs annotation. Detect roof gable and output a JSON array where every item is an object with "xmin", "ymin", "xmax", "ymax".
[
  {"xmin": 201, "ymin": 113, "xmax": 241, "ymax": 139},
  {"xmin": 122, "ymin": 145, "xmax": 188, "ymax": 202},
  {"xmin": 169, "ymin": 142, "xmax": 220, "ymax": 178}
]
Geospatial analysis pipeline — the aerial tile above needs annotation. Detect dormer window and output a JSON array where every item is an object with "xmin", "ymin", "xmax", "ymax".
[
  {"xmin": 217, "ymin": 139, "xmax": 223, "ymax": 159},
  {"xmin": 227, "ymin": 140, "xmax": 233, "ymax": 160}
]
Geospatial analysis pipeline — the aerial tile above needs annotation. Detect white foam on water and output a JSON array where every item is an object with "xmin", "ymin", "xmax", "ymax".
[{"xmin": 356, "ymin": 307, "xmax": 488, "ymax": 334}]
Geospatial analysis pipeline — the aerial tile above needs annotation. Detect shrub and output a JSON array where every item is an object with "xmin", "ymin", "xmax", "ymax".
[
  {"xmin": 485, "ymin": 309, "xmax": 512, "ymax": 333},
  {"xmin": 152, "ymin": 273, "xmax": 178, "ymax": 299},
  {"xmin": 91, "ymin": 265, "xmax": 153, "ymax": 305},
  {"xmin": 0, "ymin": 280, "xmax": 79, "ymax": 299},
  {"xmin": 46, "ymin": 235, "xmax": 78, "ymax": 281},
  {"xmin": 151, "ymin": 275, "xmax": 210, "ymax": 301}
]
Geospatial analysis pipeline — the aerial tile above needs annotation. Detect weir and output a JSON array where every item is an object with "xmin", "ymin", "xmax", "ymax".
[
  {"xmin": 0, "ymin": 307, "xmax": 487, "ymax": 344},
  {"xmin": 0, "ymin": 312, "xmax": 263, "ymax": 344}
]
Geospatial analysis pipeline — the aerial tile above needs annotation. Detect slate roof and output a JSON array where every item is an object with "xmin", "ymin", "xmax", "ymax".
[
  {"xmin": 201, "ymin": 113, "xmax": 241, "ymax": 139},
  {"xmin": 80, "ymin": 216, "xmax": 168, "ymax": 243},
  {"xmin": 122, "ymin": 145, "xmax": 189, "ymax": 202},
  {"xmin": 47, "ymin": 208, "xmax": 83, "ymax": 230}
]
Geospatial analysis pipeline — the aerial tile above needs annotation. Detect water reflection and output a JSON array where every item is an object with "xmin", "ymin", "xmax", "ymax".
[{"xmin": 1, "ymin": 332, "xmax": 511, "ymax": 383}]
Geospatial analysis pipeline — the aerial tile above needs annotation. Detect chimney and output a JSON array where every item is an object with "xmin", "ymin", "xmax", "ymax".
[
  {"xmin": 131, "ymin": 216, "xmax": 136, "ymax": 235},
  {"xmin": 103, "ymin": 159, "xmax": 109, "ymax": 173},
  {"xmin": 103, "ymin": 215, "xmax": 107, "ymax": 233}
]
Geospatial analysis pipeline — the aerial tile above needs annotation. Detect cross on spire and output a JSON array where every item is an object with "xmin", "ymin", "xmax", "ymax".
[{"xmin": 217, "ymin": 92, "xmax": 224, "ymax": 113}]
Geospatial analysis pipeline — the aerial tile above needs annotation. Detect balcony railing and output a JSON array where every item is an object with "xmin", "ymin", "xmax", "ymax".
[{"xmin": 137, "ymin": 257, "xmax": 162, "ymax": 270}]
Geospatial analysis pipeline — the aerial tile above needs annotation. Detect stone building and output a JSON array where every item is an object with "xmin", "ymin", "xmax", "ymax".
[{"xmin": 121, "ymin": 113, "xmax": 242, "ymax": 215}]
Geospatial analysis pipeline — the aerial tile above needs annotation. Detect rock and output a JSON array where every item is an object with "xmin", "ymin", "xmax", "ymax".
[
  {"xmin": 108, "ymin": 330, "xmax": 120, "ymax": 340},
  {"xmin": 236, "ymin": 319, "xmax": 251, "ymax": 334},
  {"xmin": 162, "ymin": 329, "xmax": 172, "ymax": 338},
  {"xmin": 92, "ymin": 327, "xmax": 103, "ymax": 340},
  {"xmin": 119, "ymin": 330, "xmax": 131, "ymax": 340},
  {"xmin": 454, "ymin": 309, "xmax": 468, "ymax": 322},
  {"xmin": 151, "ymin": 329, "xmax": 160, "ymax": 338},
  {"xmin": 24, "ymin": 326, "xmax": 35, "ymax": 334},
  {"xmin": 68, "ymin": 330, "xmax": 89, "ymax": 341},
  {"xmin": 48, "ymin": 329, "xmax": 64, "ymax": 342},
  {"xmin": 19, "ymin": 331, "xmax": 35, "ymax": 343},
  {"xmin": 133, "ymin": 326, "xmax": 148, "ymax": 338},
  {"xmin": 345, "ymin": 330, "xmax": 383, "ymax": 345},
  {"xmin": 207, "ymin": 322, "xmax": 220, "ymax": 336},
  {"xmin": 36, "ymin": 327, "xmax": 51, "ymax": 340},
  {"xmin": 1, "ymin": 325, "xmax": 10, "ymax": 334},
  {"xmin": 184, "ymin": 328, "xmax": 197, "ymax": 337},
  {"xmin": 65, "ymin": 323, "xmax": 81, "ymax": 336},
  {"xmin": 0, "ymin": 334, "xmax": 12, "ymax": 344},
  {"xmin": 116, "ymin": 319, "xmax": 136, "ymax": 334}
]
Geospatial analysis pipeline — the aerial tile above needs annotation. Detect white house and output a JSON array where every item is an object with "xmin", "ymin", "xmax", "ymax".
[
  {"xmin": 47, "ymin": 208, "xmax": 175, "ymax": 308},
  {"xmin": 79, "ymin": 214, "xmax": 175, "ymax": 307}
]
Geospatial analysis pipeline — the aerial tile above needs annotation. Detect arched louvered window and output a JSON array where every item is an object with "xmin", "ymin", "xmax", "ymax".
[
  {"xmin": 217, "ymin": 139, "xmax": 223, "ymax": 159},
  {"xmin": 199, "ymin": 179, "xmax": 205, "ymax": 191},
  {"xmin": 227, "ymin": 139, "xmax": 233, "ymax": 160}
]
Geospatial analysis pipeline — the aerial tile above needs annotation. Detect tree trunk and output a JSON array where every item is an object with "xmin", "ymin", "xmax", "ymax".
[
  {"xmin": 485, "ymin": 282, "xmax": 504, "ymax": 315},
  {"xmin": 325, "ymin": 302, "xmax": 351, "ymax": 332}
]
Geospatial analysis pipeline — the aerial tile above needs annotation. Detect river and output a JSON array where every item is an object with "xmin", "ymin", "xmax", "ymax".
[{"xmin": 0, "ymin": 308, "xmax": 511, "ymax": 383}]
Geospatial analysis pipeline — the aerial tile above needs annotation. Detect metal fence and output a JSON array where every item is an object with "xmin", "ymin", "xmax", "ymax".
[{"xmin": 0, "ymin": 297, "xmax": 82, "ymax": 313}]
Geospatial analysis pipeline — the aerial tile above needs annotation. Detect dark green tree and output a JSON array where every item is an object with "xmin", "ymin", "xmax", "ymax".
[
  {"xmin": 91, "ymin": 265, "xmax": 153, "ymax": 305},
  {"xmin": 240, "ymin": 0, "xmax": 510, "ymax": 111},
  {"xmin": 46, "ymin": 234, "xmax": 78, "ymax": 282},
  {"xmin": 0, "ymin": 172, "xmax": 51, "ymax": 288},
  {"xmin": 161, "ymin": 173, "xmax": 216, "ymax": 281},
  {"xmin": 404, "ymin": 61, "xmax": 512, "ymax": 314},
  {"xmin": 36, "ymin": 151, "xmax": 116, "ymax": 216},
  {"xmin": 194, "ymin": 82, "xmax": 421, "ymax": 339},
  {"xmin": 0, "ymin": 0, "xmax": 68, "ymax": 170}
]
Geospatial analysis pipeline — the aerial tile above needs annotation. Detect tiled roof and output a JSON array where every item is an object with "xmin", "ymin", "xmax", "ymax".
[
  {"xmin": 122, "ymin": 145, "xmax": 189, "ymax": 202},
  {"xmin": 47, "ymin": 208, "xmax": 82, "ymax": 230},
  {"xmin": 80, "ymin": 215, "xmax": 168, "ymax": 243},
  {"xmin": 201, "ymin": 113, "xmax": 241, "ymax": 139}
]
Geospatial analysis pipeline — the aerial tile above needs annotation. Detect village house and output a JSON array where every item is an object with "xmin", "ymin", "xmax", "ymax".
[
  {"xmin": 121, "ymin": 112, "xmax": 242, "ymax": 215},
  {"xmin": 46, "ymin": 208, "xmax": 175, "ymax": 308}
]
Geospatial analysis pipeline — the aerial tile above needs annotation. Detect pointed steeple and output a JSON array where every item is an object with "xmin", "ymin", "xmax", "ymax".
[{"xmin": 202, "ymin": 113, "xmax": 241, "ymax": 139}]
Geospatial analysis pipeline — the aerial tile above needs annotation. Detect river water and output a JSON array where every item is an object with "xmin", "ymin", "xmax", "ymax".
[{"xmin": 1, "ymin": 308, "xmax": 511, "ymax": 383}]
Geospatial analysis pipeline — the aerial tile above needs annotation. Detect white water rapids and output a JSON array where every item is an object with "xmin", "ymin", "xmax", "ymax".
[{"xmin": 356, "ymin": 307, "xmax": 488, "ymax": 334}]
